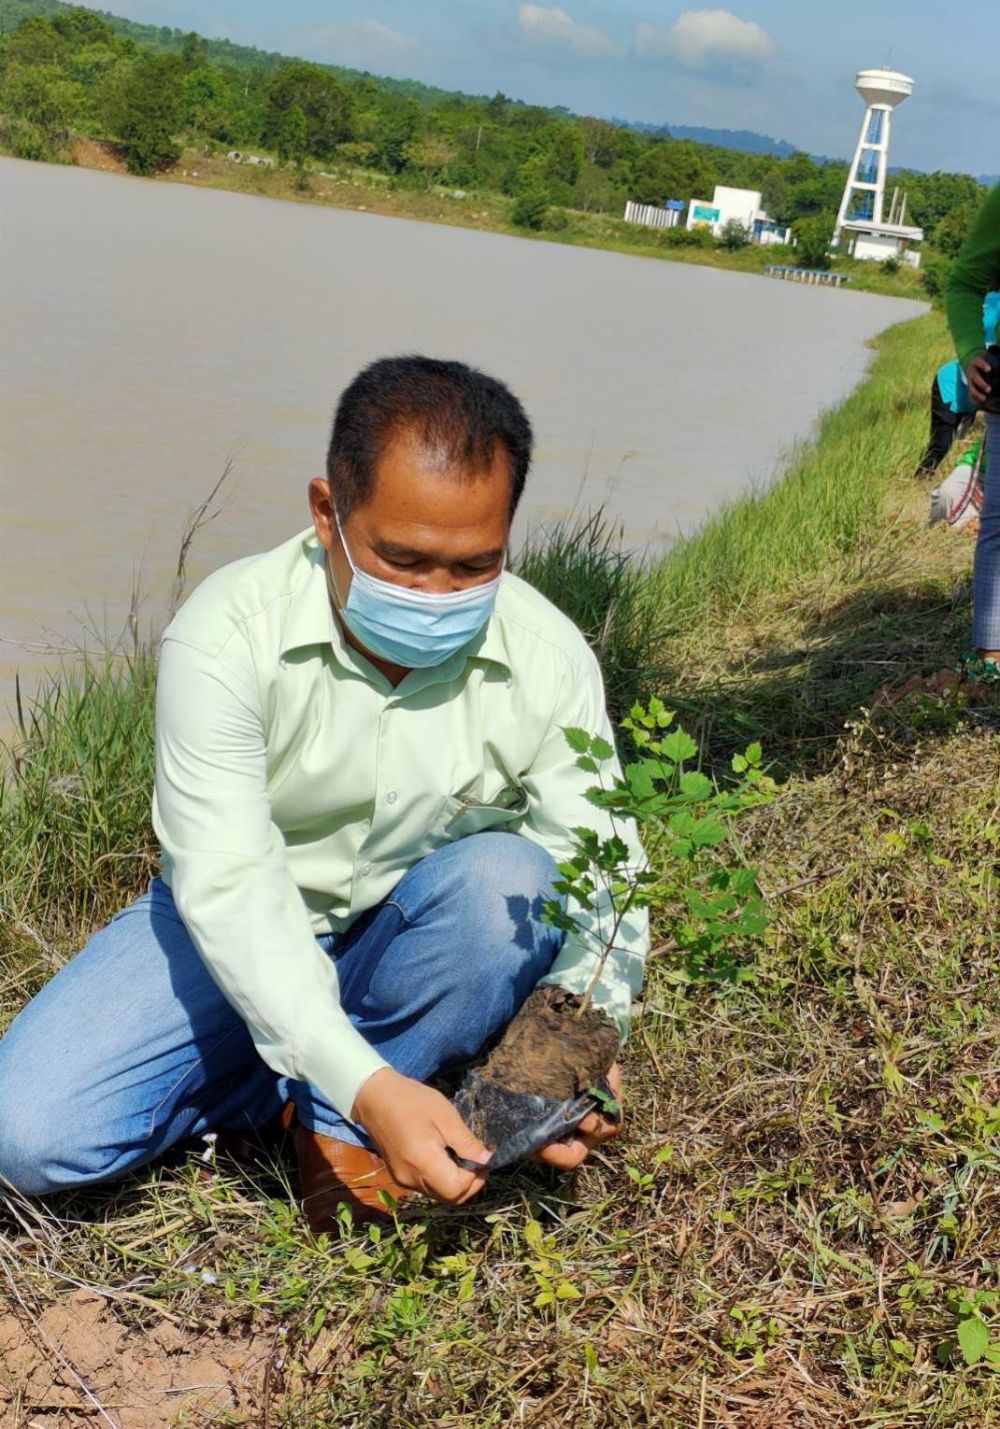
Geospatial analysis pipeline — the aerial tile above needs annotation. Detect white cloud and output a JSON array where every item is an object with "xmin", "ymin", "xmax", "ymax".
[
  {"xmin": 358, "ymin": 19, "xmax": 418, "ymax": 53},
  {"xmin": 636, "ymin": 10, "xmax": 776, "ymax": 70},
  {"xmin": 298, "ymin": 18, "xmax": 420, "ymax": 71},
  {"xmin": 517, "ymin": 5, "xmax": 615, "ymax": 59}
]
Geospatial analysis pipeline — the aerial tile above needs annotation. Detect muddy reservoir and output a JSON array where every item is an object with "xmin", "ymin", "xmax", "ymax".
[{"xmin": 0, "ymin": 156, "xmax": 926, "ymax": 713}]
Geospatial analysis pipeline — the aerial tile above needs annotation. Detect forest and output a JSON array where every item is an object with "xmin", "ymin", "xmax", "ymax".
[{"xmin": 0, "ymin": 1, "xmax": 987, "ymax": 278}]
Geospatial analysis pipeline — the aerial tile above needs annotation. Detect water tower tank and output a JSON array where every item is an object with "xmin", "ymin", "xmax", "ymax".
[{"xmin": 854, "ymin": 68, "xmax": 914, "ymax": 109}]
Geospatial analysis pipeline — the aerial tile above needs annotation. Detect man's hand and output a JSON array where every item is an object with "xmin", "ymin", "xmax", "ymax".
[
  {"xmin": 966, "ymin": 353, "xmax": 992, "ymax": 406},
  {"xmin": 352, "ymin": 1066, "xmax": 491, "ymax": 1204},
  {"xmin": 536, "ymin": 1062, "xmax": 624, "ymax": 1171}
]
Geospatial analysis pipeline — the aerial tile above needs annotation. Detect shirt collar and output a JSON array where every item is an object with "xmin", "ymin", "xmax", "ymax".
[
  {"xmin": 278, "ymin": 531, "xmax": 342, "ymax": 658},
  {"xmin": 279, "ymin": 528, "xmax": 513, "ymax": 678}
]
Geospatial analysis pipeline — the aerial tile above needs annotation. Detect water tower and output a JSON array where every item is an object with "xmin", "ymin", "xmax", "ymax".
[{"xmin": 832, "ymin": 67, "xmax": 924, "ymax": 263}]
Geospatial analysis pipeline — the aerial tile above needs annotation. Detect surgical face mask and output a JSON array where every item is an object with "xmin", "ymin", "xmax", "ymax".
[{"xmin": 327, "ymin": 510, "xmax": 503, "ymax": 668}]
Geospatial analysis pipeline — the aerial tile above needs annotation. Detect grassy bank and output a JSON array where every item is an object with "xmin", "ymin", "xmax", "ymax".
[
  {"xmin": 61, "ymin": 136, "xmax": 927, "ymax": 303},
  {"xmin": 4, "ymin": 311, "xmax": 1000, "ymax": 1425}
]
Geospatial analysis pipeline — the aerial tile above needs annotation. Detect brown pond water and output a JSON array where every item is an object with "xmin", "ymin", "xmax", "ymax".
[{"xmin": 0, "ymin": 156, "xmax": 926, "ymax": 722}]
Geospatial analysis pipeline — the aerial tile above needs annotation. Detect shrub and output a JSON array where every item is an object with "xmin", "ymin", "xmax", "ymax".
[
  {"xmin": 511, "ymin": 188, "xmax": 548, "ymax": 230},
  {"xmin": 792, "ymin": 214, "xmax": 833, "ymax": 270},
  {"xmin": 661, "ymin": 225, "xmax": 715, "ymax": 249},
  {"xmin": 921, "ymin": 251, "xmax": 952, "ymax": 307},
  {"xmin": 0, "ymin": 113, "xmax": 72, "ymax": 163},
  {"xmin": 718, "ymin": 219, "xmax": 748, "ymax": 251}
]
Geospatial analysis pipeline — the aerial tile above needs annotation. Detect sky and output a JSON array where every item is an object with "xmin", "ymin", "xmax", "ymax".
[{"xmin": 81, "ymin": 0, "xmax": 999, "ymax": 176}]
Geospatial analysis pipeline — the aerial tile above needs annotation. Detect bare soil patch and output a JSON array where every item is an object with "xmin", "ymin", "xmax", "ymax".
[
  {"xmin": 0, "ymin": 1289, "xmax": 275, "ymax": 1426},
  {"xmin": 71, "ymin": 138, "xmax": 127, "ymax": 175}
]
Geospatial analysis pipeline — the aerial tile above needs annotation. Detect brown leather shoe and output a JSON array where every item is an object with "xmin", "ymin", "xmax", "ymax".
[{"xmin": 291, "ymin": 1119, "xmax": 414, "ymax": 1233}]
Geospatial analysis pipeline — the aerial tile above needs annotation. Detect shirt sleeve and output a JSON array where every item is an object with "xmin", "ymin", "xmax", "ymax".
[
  {"xmin": 947, "ymin": 182, "xmax": 1000, "ymax": 373},
  {"xmin": 152, "ymin": 634, "xmax": 388, "ymax": 1119},
  {"xmin": 518, "ymin": 655, "xmax": 650, "ymax": 1042}
]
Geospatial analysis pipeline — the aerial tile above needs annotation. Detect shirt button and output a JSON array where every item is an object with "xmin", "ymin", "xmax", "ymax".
[
  {"xmin": 385, "ymin": 790, "xmax": 398, "ymax": 805},
  {"xmin": 360, "ymin": 862, "xmax": 372, "ymax": 877}
]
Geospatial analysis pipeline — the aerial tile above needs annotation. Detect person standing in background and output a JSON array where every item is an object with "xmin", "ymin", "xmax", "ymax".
[
  {"xmin": 947, "ymin": 183, "xmax": 1000, "ymax": 681},
  {"xmin": 913, "ymin": 356, "xmax": 976, "ymax": 477}
]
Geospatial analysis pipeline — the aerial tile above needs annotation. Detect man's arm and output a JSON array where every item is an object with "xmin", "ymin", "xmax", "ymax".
[
  {"xmin": 154, "ymin": 635, "xmax": 388, "ymax": 1118},
  {"xmin": 947, "ymin": 182, "xmax": 1000, "ymax": 383}
]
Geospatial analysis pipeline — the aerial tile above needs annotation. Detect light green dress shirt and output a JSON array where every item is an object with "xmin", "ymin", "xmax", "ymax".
[{"xmin": 153, "ymin": 528, "xmax": 649, "ymax": 1119}]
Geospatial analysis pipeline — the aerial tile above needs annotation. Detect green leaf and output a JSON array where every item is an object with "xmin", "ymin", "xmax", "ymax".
[
  {"xmin": 600, "ymin": 834, "xmax": 630, "ymax": 865},
  {"xmin": 958, "ymin": 1315, "xmax": 990, "ymax": 1366},
  {"xmin": 590, "ymin": 735, "xmax": 615, "ymax": 762},
  {"xmin": 624, "ymin": 760, "xmax": 656, "ymax": 799},
  {"xmin": 659, "ymin": 729, "xmax": 698, "ymax": 764},
  {"xmin": 589, "ymin": 1084, "xmax": 621, "ymax": 1118},
  {"xmin": 689, "ymin": 815, "xmax": 727, "ymax": 847},
  {"xmin": 679, "ymin": 770, "xmax": 712, "ymax": 800},
  {"xmin": 556, "ymin": 1280, "xmax": 582, "ymax": 1300},
  {"xmin": 647, "ymin": 697, "xmax": 674, "ymax": 727},
  {"xmin": 563, "ymin": 726, "xmax": 590, "ymax": 753},
  {"xmin": 524, "ymin": 1218, "xmax": 544, "ymax": 1250}
]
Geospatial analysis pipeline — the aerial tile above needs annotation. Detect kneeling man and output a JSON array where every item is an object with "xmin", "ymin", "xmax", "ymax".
[{"xmin": 0, "ymin": 357, "xmax": 649, "ymax": 1231}]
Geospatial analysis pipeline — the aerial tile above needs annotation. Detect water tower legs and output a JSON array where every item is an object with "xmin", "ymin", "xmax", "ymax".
[{"xmin": 833, "ymin": 103, "xmax": 893, "ymax": 247}]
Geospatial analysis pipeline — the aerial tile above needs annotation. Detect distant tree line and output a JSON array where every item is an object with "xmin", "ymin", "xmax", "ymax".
[{"xmin": 0, "ymin": 3, "xmax": 986, "ymax": 276}]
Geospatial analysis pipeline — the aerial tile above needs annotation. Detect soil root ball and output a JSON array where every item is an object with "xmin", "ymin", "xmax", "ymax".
[
  {"xmin": 451, "ymin": 987, "xmax": 620, "ymax": 1165},
  {"xmin": 477, "ymin": 985, "xmax": 619, "ymax": 1100}
]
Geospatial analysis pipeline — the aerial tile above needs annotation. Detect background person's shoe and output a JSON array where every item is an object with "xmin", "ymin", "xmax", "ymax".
[{"xmin": 291, "ymin": 1119, "xmax": 414, "ymax": 1233}]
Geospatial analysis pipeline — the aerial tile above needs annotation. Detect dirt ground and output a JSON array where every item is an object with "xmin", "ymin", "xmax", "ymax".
[
  {"xmin": 70, "ymin": 139, "xmax": 128, "ymax": 175},
  {"xmin": 0, "ymin": 1290, "xmax": 278, "ymax": 1426}
]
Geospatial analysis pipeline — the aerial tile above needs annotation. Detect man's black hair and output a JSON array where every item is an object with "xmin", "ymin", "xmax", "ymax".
[{"xmin": 326, "ymin": 355, "xmax": 533, "ymax": 519}]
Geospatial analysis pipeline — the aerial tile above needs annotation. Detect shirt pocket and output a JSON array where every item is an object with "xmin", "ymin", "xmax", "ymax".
[{"xmin": 439, "ymin": 781, "xmax": 529, "ymax": 838}]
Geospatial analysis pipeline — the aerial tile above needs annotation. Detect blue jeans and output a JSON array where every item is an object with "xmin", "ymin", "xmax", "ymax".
[
  {"xmin": 0, "ymin": 833, "xmax": 560, "ymax": 1196},
  {"xmin": 973, "ymin": 413, "xmax": 1000, "ymax": 649}
]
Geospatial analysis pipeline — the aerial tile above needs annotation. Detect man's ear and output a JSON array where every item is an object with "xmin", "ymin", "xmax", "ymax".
[{"xmin": 309, "ymin": 477, "xmax": 335, "ymax": 551}]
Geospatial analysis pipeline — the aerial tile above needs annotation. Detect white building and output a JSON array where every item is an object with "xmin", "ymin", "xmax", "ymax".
[
  {"xmin": 832, "ymin": 68, "xmax": 923, "ymax": 265},
  {"xmin": 685, "ymin": 185, "xmax": 791, "ymax": 244}
]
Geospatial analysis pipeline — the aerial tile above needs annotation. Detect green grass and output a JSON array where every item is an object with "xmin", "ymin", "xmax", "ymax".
[
  {"xmin": 513, "ymin": 510, "xmax": 670, "ymax": 725},
  {"xmin": 6, "ymin": 308, "xmax": 1000, "ymax": 1424},
  {"xmin": 652, "ymin": 313, "xmax": 945, "ymax": 639},
  {"xmin": 0, "ymin": 648, "xmax": 157, "ymax": 931}
]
